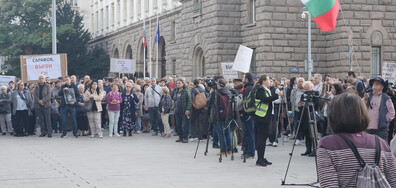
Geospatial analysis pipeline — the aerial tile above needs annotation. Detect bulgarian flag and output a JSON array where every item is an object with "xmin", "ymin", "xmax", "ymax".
[
  {"xmin": 142, "ymin": 27, "xmax": 147, "ymax": 47},
  {"xmin": 301, "ymin": 0, "xmax": 340, "ymax": 32}
]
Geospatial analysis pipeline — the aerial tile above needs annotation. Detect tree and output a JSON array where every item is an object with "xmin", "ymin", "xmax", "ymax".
[
  {"xmin": 0, "ymin": 0, "xmax": 52, "ymax": 76},
  {"xmin": 56, "ymin": 3, "xmax": 109, "ymax": 79}
]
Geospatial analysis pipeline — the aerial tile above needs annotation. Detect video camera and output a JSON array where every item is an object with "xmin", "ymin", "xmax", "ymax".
[
  {"xmin": 206, "ymin": 75, "xmax": 224, "ymax": 89},
  {"xmin": 302, "ymin": 90, "xmax": 320, "ymax": 103}
]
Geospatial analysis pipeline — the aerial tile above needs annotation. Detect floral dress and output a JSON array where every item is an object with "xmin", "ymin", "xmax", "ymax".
[{"xmin": 121, "ymin": 94, "xmax": 134, "ymax": 131}]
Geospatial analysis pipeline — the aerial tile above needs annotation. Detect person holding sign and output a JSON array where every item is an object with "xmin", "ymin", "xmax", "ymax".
[
  {"xmin": 58, "ymin": 76, "xmax": 80, "ymax": 138},
  {"xmin": 34, "ymin": 75, "xmax": 53, "ymax": 138}
]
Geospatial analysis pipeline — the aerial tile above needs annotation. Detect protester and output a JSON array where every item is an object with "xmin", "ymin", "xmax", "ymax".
[
  {"xmin": 317, "ymin": 92, "xmax": 396, "ymax": 187},
  {"xmin": 159, "ymin": 87, "xmax": 172, "ymax": 138},
  {"xmin": 34, "ymin": 75, "xmax": 52, "ymax": 137},
  {"xmin": 134, "ymin": 85, "xmax": 144, "ymax": 134},
  {"xmin": 189, "ymin": 79, "xmax": 206, "ymax": 141},
  {"xmin": 58, "ymin": 76, "xmax": 80, "ymax": 138},
  {"xmin": 120, "ymin": 82, "xmax": 138, "ymax": 136},
  {"xmin": 76, "ymin": 84, "xmax": 89, "ymax": 136},
  {"xmin": 173, "ymin": 79, "xmax": 192, "ymax": 143},
  {"xmin": 107, "ymin": 84, "xmax": 122, "ymax": 137},
  {"xmin": 347, "ymin": 71, "xmax": 365, "ymax": 98},
  {"xmin": 84, "ymin": 80, "xmax": 105, "ymax": 138},
  {"xmin": 241, "ymin": 73, "xmax": 256, "ymax": 159},
  {"xmin": 0, "ymin": 86, "xmax": 12, "ymax": 135},
  {"xmin": 144, "ymin": 78, "xmax": 163, "ymax": 136},
  {"xmin": 12, "ymin": 81, "xmax": 33, "ymax": 137},
  {"xmin": 289, "ymin": 77, "xmax": 305, "ymax": 144},
  {"xmin": 51, "ymin": 80, "xmax": 62, "ymax": 133}
]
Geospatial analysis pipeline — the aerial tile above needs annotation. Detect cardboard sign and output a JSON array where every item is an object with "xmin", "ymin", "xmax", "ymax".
[
  {"xmin": 110, "ymin": 58, "xmax": 136, "ymax": 73},
  {"xmin": 0, "ymin": 76, "xmax": 16, "ymax": 86},
  {"xmin": 219, "ymin": 62, "xmax": 239, "ymax": 80},
  {"xmin": 20, "ymin": 54, "xmax": 68, "ymax": 83},
  {"xmin": 382, "ymin": 62, "xmax": 396, "ymax": 84},
  {"xmin": 232, "ymin": 45, "xmax": 253, "ymax": 73}
]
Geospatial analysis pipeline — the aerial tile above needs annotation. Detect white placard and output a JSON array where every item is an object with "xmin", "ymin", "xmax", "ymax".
[
  {"xmin": 232, "ymin": 45, "xmax": 253, "ymax": 73},
  {"xmin": 110, "ymin": 58, "xmax": 136, "ymax": 73},
  {"xmin": 382, "ymin": 62, "xmax": 396, "ymax": 84},
  {"xmin": 221, "ymin": 62, "xmax": 239, "ymax": 79},
  {"xmin": 26, "ymin": 55, "xmax": 62, "ymax": 81},
  {"xmin": 0, "ymin": 76, "xmax": 15, "ymax": 86}
]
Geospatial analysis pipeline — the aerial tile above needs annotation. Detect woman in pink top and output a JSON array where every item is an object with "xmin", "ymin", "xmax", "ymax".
[{"xmin": 106, "ymin": 84, "xmax": 122, "ymax": 137}]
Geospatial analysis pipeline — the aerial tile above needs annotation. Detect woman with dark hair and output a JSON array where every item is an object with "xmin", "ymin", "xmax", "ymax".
[
  {"xmin": 12, "ymin": 81, "xmax": 33, "ymax": 137},
  {"xmin": 120, "ymin": 82, "xmax": 138, "ymax": 136},
  {"xmin": 317, "ymin": 92, "xmax": 396, "ymax": 187},
  {"xmin": 76, "ymin": 84, "xmax": 89, "ymax": 136},
  {"xmin": 254, "ymin": 75, "xmax": 283, "ymax": 166},
  {"xmin": 142, "ymin": 84, "xmax": 151, "ymax": 133},
  {"xmin": 84, "ymin": 80, "xmax": 105, "ymax": 138}
]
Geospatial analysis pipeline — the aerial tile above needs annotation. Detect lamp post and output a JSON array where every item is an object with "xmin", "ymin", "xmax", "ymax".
[
  {"xmin": 52, "ymin": 0, "xmax": 57, "ymax": 54},
  {"xmin": 302, "ymin": 11, "xmax": 312, "ymax": 79}
]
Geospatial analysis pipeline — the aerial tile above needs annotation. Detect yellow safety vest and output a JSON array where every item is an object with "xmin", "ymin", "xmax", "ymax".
[{"xmin": 255, "ymin": 87, "xmax": 269, "ymax": 117}]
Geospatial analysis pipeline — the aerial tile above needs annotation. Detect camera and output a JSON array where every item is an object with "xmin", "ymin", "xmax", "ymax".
[
  {"xmin": 302, "ymin": 90, "xmax": 320, "ymax": 103},
  {"xmin": 207, "ymin": 75, "xmax": 224, "ymax": 89},
  {"xmin": 279, "ymin": 84, "xmax": 285, "ymax": 91},
  {"xmin": 386, "ymin": 83, "xmax": 396, "ymax": 96}
]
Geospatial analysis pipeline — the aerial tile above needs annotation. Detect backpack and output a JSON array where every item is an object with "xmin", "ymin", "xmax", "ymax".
[
  {"xmin": 217, "ymin": 91, "xmax": 230, "ymax": 121},
  {"xmin": 339, "ymin": 135, "xmax": 391, "ymax": 188},
  {"xmin": 192, "ymin": 88, "xmax": 207, "ymax": 110},
  {"xmin": 243, "ymin": 88, "xmax": 258, "ymax": 113}
]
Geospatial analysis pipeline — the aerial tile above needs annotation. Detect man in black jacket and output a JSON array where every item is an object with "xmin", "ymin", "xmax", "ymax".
[
  {"xmin": 58, "ymin": 76, "xmax": 80, "ymax": 138},
  {"xmin": 240, "ymin": 73, "xmax": 256, "ymax": 159}
]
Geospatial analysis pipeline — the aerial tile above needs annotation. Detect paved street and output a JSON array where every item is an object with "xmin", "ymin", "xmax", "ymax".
[{"xmin": 0, "ymin": 132, "xmax": 318, "ymax": 188}]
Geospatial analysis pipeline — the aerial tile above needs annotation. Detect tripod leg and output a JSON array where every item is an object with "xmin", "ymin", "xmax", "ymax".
[
  {"xmin": 194, "ymin": 138, "xmax": 200, "ymax": 158},
  {"xmin": 204, "ymin": 122, "xmax": 212, "ymax": 156}
]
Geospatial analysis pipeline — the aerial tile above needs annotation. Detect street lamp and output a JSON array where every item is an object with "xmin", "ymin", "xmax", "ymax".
[
  {"xmin": 52, "ymin": 0, "xmax": 57, "ymax": 54},
  {"xmin": 302, "ymin": 11, "xmax": 312, "ymax": 79}
]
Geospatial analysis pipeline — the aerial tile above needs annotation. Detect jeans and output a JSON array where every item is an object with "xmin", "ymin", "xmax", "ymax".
[
  {"xmin": 108, "ymin": 110, "xmax": 120, "ymax": 135},
  {"xmin": 242, "ymin": 116, "xmax": 255, "ymax": 156},
  {"xmin": 51, "ymin": 115, "xmax": 61, "ymax": 132},
  {"xmin": 36, "ymin": 106, "xmax": 52, "ymax": 135},
  {"xmin": 60, "ymin": 105, "xmax": 77, "ymax": 135},
  {"xmin": 212, "ymin": 126, "xmax": 219, "ymax": 147},
  {"xmin": 135, "ymin": 117, "xmax": 142, "ymax": 132},
  {"xmin": 0, "ymin": 113, "xmax": 12, "ymax": 133},
  {"xmin": 149, "ymin": 107, "xmax": 164, "ymax": 133},
  {"xmin": 175, "ymin": 113, "xmax": 189, "ymax": 140},
  {"xmin": 213, "ymin": 121, "xmax": 232, "ymax": 153}
]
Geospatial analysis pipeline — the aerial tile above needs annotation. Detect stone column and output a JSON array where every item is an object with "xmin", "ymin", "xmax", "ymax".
[
  {"xmin": 158, "ymin": 0, "xmax": 162, "ymax": 13},
  {"xmin": 120, "ymin": 0, "xmax": 124, "ymax": 26},
  {"xmin": 149, "ymin": 0, "xmax": 153, "ymax": 16},
  {"xmin": 126, "ymin": 0, "xmax": 130, "ymax": 24},
  {"xmin": 167, "ymin": 0, "xmax": 172, "ymax": 10},
  {"xmin": 133, "ymin": 0, "xmax": 137, "ymax": 22},
  {"xmin": 141, "ymin": 0, "xmax": 145, "ymax": 20}
]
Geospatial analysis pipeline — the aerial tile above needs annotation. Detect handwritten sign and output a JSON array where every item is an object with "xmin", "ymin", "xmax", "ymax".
[
  {"xmin": 382, "ymin": 62, "xmax": 396, "ymax": 84},
  {"xmin": 110, "ymin": 58, "xmax": 136, "ymax": 73},
  {"xmin": 0, "ymin": 76, "xmax": 15, "ymax": 86},
  {"xmin": 232, "ymin": 45, "xmax": 253, "ymax": 73},
  {"xmin": 25, "ymin": 55, "xmax": 62, "ymax": 81},
  {"xmin": 219, "ymin": 62, "xmax": 239, "ymax": 79}
]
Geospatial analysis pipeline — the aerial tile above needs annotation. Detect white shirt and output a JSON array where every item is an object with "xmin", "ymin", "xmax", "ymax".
[{"xmin": 16, "ymin": 92, "xmax": 28, "ymax": 111}]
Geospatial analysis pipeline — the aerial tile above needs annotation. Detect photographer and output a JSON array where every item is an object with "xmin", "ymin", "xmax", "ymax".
[
  {"xmin": 299, "ymin": 81, "xmax": 319, "ymax": 157},
  {"xmin": 364, "ymin": 77, "xmax": 395, "ymax": 141},
  {"xmin": 254, "ymin": 75, "xmax": 283, "ymax": 167},
  {"xmin": 189, "ymin": 79, "xmax": 207, "ymax": 141},
  {"xmin": 240, "ymin": 73, "xmax": 255, "ymax": 159},
  {"xmin": 389, "ymin": 82, "xmax": 396, "ymax": 143},
  {"xmin": 207, "ymin": 78, "xmax": 232, "ymax": 155}
]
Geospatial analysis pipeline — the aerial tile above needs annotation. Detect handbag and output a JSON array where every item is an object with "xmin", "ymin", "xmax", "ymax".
[{"xmin": 82, "ymin": 98, "xmax": 93, "ymax": 112}]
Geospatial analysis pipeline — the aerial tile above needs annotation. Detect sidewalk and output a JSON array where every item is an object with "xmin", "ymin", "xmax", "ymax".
[{"xmin": 0, "ymin": 133, "xmax": 318, "ymax": 188}]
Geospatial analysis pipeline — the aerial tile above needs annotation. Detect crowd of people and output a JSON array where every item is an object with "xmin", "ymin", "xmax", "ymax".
[{"xmin": 0, "ymin": 71, "xmax": 396, "ymax": 176}]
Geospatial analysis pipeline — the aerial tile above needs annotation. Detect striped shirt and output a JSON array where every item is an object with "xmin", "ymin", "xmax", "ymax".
[{"xmin": 317, "ymin": 132, "xmax": 396, "ymax": 188}]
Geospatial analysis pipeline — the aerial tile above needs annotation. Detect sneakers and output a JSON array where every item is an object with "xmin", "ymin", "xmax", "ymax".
[
  {"xmin": 273, "ymin": 142, "xmax": 278, "ymax": 147},
  {"xmin": 189, "ymin": 138, "xmax": 198, "ymax": 142},
  {"xmin": 152, "ymin": 132, "xmax": 158, "ymax": 136},
  {"xmin": 136, "ymin": 131, "xmax": 141, "ymax": 134},
  {"xmin": 182, "ymin": 139, "xmax": 188, "ymax": 143},
  {"xmin": 109, "ymin": 134, "xmax": 113, "ymax": 137},
  {"xmin": 61, "ymin": 133, "xmax": 67, "ymax": 138},
  {"xmin": 266, "ymin": 142, "xmax": 273, "ymax": 146},
  {"xmin": 115, "ymin": 133, "xmax": 120, "ymax": 137},
  {"xmin": 283, "ymin": 136, "xmax": 288, "ymax": 142},
  {"xmin": 91, "ymin": 135, "xmax": 95, "ymax": 138},
  {"xmin": 294, "ymin": 139, "xmax": 301, "ymax": 146}
]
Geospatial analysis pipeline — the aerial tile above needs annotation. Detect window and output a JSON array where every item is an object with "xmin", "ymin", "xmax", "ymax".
[
  {"xmin": 171, "ymin": 21, "xmax": 176, "ymax": 41},
  {"xmin": 371, "ymin": 47, "xmax": 381, "ymax": 78},
  {"xmin": 71, "ymin": 0, "xmax": 78, "ymax": 7},
  {"xmin": 248, "ymin": 0, "xmax": 256, "ymax": 23},
  {"xmin": 172, "ymin": 59, "xmax": 176, "ymax": 75},
  {"xmin": 250, "ymin": 48, "xmax": 257, "ymax": 74},
  {"xmin": 194, "ymin": 0, "xmax": 202, "ymax": 13}
]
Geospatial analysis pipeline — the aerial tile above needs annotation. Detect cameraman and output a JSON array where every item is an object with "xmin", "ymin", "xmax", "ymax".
[
  {"xmin": 364, "ymin": 77, "xmax": 395, "ymax": 141},
  {"xmin": 254, "ymin": 75, "xmax": 283, "ymax": 167},
  {"xmin": 299, "ymin": 81, "xmax": 320, "ymax": 157},
  {"xmin": 390, "ymin": 82, "xmax": 396, "ymax": 143},
  {"xmin": 207, "ymin": 78, "xmax": 232, "ymax": 155},
  {"xmin": 240, "ymin": 73, "xmax": 255, "ymax": 159}
]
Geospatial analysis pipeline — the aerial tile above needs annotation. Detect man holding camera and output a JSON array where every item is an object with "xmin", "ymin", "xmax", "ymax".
[
  {"xmin": 207, "ymin": 78, "xmax": 232, "ymax": 155},
  {"xmin": 364, "ymin": 77, "xmax": 395, "ymax": 141}
]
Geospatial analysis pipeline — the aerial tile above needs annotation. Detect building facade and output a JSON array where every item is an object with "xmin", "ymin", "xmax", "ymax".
[{"xmin": 89, "ymin": 0, "xmax": 396, "ymax": 80}]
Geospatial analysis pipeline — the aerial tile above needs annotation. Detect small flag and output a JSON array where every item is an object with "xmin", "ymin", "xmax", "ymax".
[
  {"xmin": 156, "ymin": 21, "xmax": 160, "ymax": 44},
  {"xmin": 300, "ymin": 0, "xmax": 340, "ymax": 32},
  {"xmin": 142, "ymin": 28, "xmax": 147, "ymax": 47}
]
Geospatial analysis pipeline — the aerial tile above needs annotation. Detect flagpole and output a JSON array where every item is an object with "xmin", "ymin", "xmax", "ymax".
[
  {"xmin": 143, "ymin": 17, "xmax": 146, "ymax": 78},
  {"xmin": 156, "ymin": 13, "xmax": 159, "ymax": 79},
  {"xmin": 149, "ymin": 17, "xmax": 152, "ymax": 78}
]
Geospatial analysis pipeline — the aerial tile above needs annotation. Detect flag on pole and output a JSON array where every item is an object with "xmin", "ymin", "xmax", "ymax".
[
  {"xmin": 300, "ymin": 0, "xmax": 340, "ymax": 32},
  {"xmin": 142, "ymin": 25, "xmax": 147, "ymax": 47},
  {"xmin": 156, "ymin": 19, "xmax": 160, "ymax": 44}
]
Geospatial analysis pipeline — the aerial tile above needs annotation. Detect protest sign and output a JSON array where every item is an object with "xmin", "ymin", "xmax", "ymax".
[
  {"xmin": 0, "ymin": 76, "xmax": 16, "ymax": 86},
  {"xmin": 20, "ymin": 54, "xmax": 68, "ymax": 83},
  {"xmin": 110, "ymin": 58, "xmax": 136, "ymax": 73},
  {"xmin": 382, "ymin": 62, "xmax": 396, "ymax": 84},
  {"xmin": 232, "ymin": 45, "xmax": 253, "ymax": 73},
  {"xmin": 218, "ymin": 62, "xmax": 240, "ymax": 80}
]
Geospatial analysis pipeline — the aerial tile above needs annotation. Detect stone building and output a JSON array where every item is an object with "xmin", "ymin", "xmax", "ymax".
[{"xmin": 88, "ymin": 0, "xmax": 396, "ymax": 80}]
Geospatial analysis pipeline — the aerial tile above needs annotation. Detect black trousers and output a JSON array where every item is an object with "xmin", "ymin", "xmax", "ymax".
[
  {"xmin": 15, "ymin": 110, "xmax": 28, "ymax": 136},
  {"xmin": 255, "ymin": 116, "xmax": 271, "ymax": 162},
  {"xmin": 301, "ymin": 128, "xmax": 312, "ymax": 153}
]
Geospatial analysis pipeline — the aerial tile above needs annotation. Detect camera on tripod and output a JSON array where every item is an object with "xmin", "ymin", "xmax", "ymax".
[
  {"xmin": 302, "ymin": 90, "xmax": 320, "ymax": 103},
  {"xmin": 206, "ymin": 75, "xmax": 224, "ymax": 89}
]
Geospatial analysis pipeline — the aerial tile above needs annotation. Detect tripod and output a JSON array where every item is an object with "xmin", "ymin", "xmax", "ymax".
[
  {"xmin": 281, "ymin": 100, "xmax": 320, "ymax": 188},
  {"xmin": 223, "ymin": 95, "xmax": 242, "ymax": 161}
]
